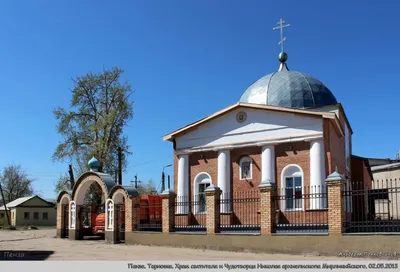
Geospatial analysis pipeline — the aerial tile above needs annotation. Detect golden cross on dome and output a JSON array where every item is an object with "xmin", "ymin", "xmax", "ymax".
[{"xmin": 273, "ymin": 18, "xmax": 290, "ymax": 53}]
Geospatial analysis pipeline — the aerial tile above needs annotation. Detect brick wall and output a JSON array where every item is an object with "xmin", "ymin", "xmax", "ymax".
[
  {"xmin": 276, "ymin": 210, "xmax": 328, "ymax": 225},
  {"xmin": 171, "ymin": 128, "xmax": 348, "ymax": 230},
  {"xmin": 231, "ymin": 146, "xmax": 262, "ymax": 192},
  {"xmin": 327, "ymin": 120, "xmax": 346, "ymax": 176},
  {"xmin": 275, "ymin": 141, "xmax": 310, "ymax": 190}
]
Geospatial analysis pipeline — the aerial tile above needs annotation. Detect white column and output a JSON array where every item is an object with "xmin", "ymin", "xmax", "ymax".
[
  {"xmin": 310, "ymin": 139, "xmax": 326, "ymax": 209},
  {"xmin": 261, "ymin": 145, "xmax": 275, "ymax": 184},
  {"xmin": 218, "ymin": 150, "xmax": 231, "ymax": 213},
  {"xmin": 177, "ymin": 154, "xmax": 189, "ymax": 214}
]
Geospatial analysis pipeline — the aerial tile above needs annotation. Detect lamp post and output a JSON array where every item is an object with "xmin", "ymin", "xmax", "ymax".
[{"xmin": 161, "ymin": 164, "xmax": 172, "ymax": 192}]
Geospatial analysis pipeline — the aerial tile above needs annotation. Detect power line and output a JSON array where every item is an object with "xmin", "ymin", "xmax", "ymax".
[{"xmin": 126, "ymin": 157, "xmax": 171, "ymax": 169}]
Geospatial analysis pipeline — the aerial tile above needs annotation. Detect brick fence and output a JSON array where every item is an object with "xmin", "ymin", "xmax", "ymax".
[{"xmin": 158, "ymin": 171, "xmax": 345, "ymax": 235}]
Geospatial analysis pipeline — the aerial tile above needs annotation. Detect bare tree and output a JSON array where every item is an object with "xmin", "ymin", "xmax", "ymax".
[
  {"xmin": 0, "ymin": 164, "xmax": 34, "ymax": 203},
  {"xmin": 137, "ymin": 179, "xmax": 158, "ymax": 195}
]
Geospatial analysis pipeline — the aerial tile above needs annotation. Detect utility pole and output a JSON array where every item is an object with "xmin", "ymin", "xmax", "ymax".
[
  {"xmin": 168, "ymin": 175, "xmax": 171, "ymax": 190},
  {"xmin": 162, "ymin": 164, "xmax": 172, "ymax": 193},
  {"xmin": 161, "ymin": 171, "xmax": 165, "ymax": 192},
  {"xmin": 0, "ymin": 180, "xmax": 10, "ymax": 226},
  {"xmin": 118, "ymin": 147, "xmax": 122, "ymax": 185},
  {"xmin": 68, "ymin": 164, "xmax": 75, "ymax": 190}
]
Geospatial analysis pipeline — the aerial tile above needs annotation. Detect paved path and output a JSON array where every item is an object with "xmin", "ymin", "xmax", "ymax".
[{"xmin": 0, "ymin": 229, "xmax": 369, "ymax": 261}]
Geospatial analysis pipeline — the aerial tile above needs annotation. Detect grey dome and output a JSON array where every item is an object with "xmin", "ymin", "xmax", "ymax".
[{"xmin": 239, "ymin": 64, "xmax": 337, "ymax": 109}]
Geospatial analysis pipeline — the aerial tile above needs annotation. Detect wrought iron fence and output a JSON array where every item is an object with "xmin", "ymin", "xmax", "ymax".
[
  {"xmin": 174, "ymin": 195, "xmax": 206, "ymax": 232},
  {"xmin": 137, "ymin": 195, "xmax": 162, "ymax": 232},
  {"xmin": 343, "ymin": 180, "xmax": 400, "ymax": 233},
  {"xmin": 273, "ymin": 185, "xmax": 328, "ymax": 233},
  {"xmin": 219, "ymin": 191, "xmax": 260, "ymax": 233}
]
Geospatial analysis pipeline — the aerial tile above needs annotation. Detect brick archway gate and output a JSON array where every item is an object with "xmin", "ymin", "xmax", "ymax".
[
  {"xmin": 69, "ymin": 172, "xmax": 116, "ymax": 240},
  {"xmin": 56, "ymin": 191, "xmax": 72, "ymax": 238},
  {"xmin": 107, "ymin": 185, "xmax": 140, "ymax": 244}
]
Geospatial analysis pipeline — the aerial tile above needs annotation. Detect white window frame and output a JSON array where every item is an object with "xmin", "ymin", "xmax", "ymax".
[
  {"xmin": 193, "ymin": 172, "xmax": 212, "ymax": 214},
  {"xmin": 281, "ymin": 164, "xmax": 304, "ymax": 211},
  {"xmin": 239, "ymin": 156, "xmax": 252, "ymax": 180}
]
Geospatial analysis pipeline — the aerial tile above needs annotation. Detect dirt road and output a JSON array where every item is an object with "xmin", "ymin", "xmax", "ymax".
[{"xmin": 0, "ymin": 228, "xmax": 369, "ymax": 261}]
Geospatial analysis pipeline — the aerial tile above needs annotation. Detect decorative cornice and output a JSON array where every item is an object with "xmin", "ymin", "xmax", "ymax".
[
  {"xmin": 212, "ymin": 147, "xmax": 233, "ymax": 152},
  {"xmin": 176, "ymin": 134, "xmax": 323, "ymax": 154}
]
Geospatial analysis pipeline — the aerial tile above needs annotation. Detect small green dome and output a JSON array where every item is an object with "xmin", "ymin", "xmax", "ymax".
[{"xmin": 88, "ymin": 156, "xmax": 100, "ymax": 171}]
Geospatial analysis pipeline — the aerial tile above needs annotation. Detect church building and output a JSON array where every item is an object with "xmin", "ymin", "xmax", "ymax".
[{"xmin": 163, "ymin": 24, "xmax": 352, "ymax": 211}]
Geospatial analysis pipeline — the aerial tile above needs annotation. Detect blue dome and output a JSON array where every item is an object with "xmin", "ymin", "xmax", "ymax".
[
  {"xmin": 239, "ymin": 64, "xmax": 337, "ymax": 109},
  {"xmin": 88, "ymin": 156, "xmax": 100, "ymax": 170}
]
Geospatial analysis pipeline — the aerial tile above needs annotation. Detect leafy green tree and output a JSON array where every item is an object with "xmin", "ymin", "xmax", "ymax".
[{"xmin": 53, "ymin": 67, "xmax": 133, "ymax": 193}]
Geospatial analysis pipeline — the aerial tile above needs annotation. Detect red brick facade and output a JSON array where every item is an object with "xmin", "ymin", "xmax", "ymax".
[
  {"xmin": 174, "ymin": 139, "xmax": 342, "ymax": 197},
  {"xmin": 170, "ymin": 112, "xmax": 354, "ymax": 229}
]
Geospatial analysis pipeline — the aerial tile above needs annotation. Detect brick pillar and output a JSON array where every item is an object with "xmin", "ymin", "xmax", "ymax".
[
  {"xmin": 126, "ymin": 196, "xmax": 140, "ymax": 232},
  {"xmin": 259, "ymin": 182, "xmax": 276, "ymax": 234},
  {"xmin": 56, "ymin": 203, "xmax": 62, "ymax": 238},
  {"xmin": 125, "ymin": 198, "xmax": 133, "ymax": 232},
  {"xmin": 161, "ymin": 189, "xmax": 176, "ymax": 233},
  {"xmin": 105, "ymin": 200, "xmax": 116, "ymax": 244},
  {"xmin": 326, "ymin": 169, "xmax": 346, "ymax": 234},
  {"xmin": 205, "ymin": 185, "xmax": 221, "ymax": 234}
]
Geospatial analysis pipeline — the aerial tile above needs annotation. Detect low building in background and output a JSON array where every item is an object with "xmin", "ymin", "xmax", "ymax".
[
  {"xmin": 370, "ymin": 161, "xmax": 400, "ymax": 220},
  {"xmin": 0, "ymin": 195, "xmax": 56, "ymax": 227}
]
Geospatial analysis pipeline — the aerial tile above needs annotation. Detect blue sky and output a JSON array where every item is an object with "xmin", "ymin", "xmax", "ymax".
[{"xmin": 0, "ymin": 1, "xmax": 399, "ymax": 198}]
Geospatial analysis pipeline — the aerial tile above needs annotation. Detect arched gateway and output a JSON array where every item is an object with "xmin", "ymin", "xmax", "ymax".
[
  {"xmin": 56, "ymin": 157, "xmax": 140, "ymax": 244},
  {"xmin": 56, "ymin": 191, "xmax": 72, "ymax": 238}
]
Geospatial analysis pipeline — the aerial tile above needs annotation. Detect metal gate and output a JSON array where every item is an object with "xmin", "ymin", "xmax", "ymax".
[
  {"xmin": 115, "ymin": 204, "xmax": 125, "ymax": 243},
  {"xmin": 62, "ymin": 205, "xmax": 69, "ymax": 238}
]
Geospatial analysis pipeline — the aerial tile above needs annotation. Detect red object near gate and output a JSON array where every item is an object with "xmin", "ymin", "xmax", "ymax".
[
  {"xmin": 91, "ymin": 195, "xmax": 162, "ymax": 234},
  {"xmin": 91, "ymin": 205, "xmax": 105, "ymax": 234}
]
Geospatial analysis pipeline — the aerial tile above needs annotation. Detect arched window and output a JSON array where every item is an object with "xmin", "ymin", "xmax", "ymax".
[
  {"xmin": 239, "ymin": 156, "xmax": 252, "ymax": 180},
  {"xmin": 281, "ymin": 164, "xmax": 304, "ymax": 211},
  {"xmin": 193, "ymin": 172, "xmax": 211, "ymax": 213}
]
